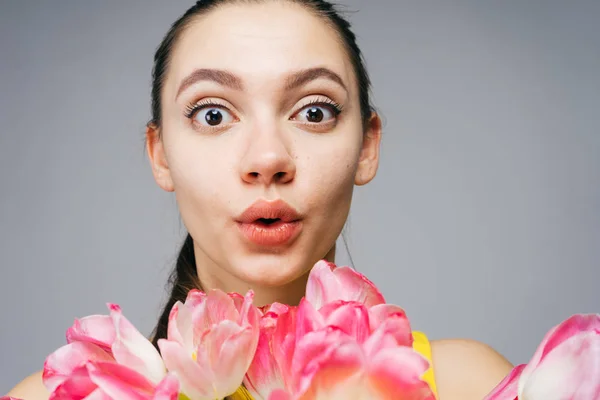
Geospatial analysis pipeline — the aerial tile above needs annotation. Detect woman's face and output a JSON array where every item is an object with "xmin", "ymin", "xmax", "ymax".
[{"xmin": 147, "ymin": 2, "xmax": 381, "ymax": 291}]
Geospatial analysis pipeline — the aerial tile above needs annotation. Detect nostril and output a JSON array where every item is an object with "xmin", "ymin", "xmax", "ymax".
[{"xmin": 243, "ymin": 170, "xmax": 293, "ymax": 184}]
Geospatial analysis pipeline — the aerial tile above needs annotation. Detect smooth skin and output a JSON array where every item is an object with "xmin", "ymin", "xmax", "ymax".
[{"xmin": 7, "ymin": 2, "xmax": 513, "ymax": 399}]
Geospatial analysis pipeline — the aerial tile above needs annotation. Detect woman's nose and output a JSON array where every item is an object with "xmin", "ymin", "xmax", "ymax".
[{"xmin": 239, "ymin": 127, "xmax": 296, "ymax": 185}]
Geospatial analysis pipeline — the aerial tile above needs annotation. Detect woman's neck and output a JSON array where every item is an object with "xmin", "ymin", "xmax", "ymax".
[{"xmin": 193, "ymin": 243, "xmax": 336, "ymax": 307}]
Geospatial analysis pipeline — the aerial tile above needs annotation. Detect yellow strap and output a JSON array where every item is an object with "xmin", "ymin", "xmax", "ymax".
[{"xmin": 412, "ymin": 331, "xmax": 438, "ymax": 397}]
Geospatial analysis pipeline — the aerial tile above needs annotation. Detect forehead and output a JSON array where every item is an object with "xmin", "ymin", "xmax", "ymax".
[{"xmin": 165, "ymin": 2, "xmax": 355, "ymax": 95}]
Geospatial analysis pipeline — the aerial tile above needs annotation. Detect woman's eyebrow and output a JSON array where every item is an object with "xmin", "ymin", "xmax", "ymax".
[
  {"xmin": 176, "ymin": 68, "xmax": 244, "ymax": 99},
  {"xmin": 176, "ymin": 66, "xmax": 347, "ymax": 100},
  {"xmin": 284, "ymin": 67, "xmax": 348, "ymax": 93}
]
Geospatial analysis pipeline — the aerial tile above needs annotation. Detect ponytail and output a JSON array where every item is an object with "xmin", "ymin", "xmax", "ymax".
[
  {"xmin": 150, "ymin": 233, "xmax": 201, "ymax": 349},
  {"xmin": 151, "ymin": 234, "xmax": 245, "ymax": 400}
]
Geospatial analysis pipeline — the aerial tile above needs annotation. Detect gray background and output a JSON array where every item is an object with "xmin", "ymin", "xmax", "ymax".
[{"xmin": 1, "ymin": 0, "xmax": 599, "ymax": 393}]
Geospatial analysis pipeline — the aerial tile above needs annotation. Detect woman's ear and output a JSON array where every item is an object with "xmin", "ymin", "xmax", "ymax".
[
  {"xmin": 146, "ymin": 123, "xmax": 175, "ymax": 192},
  {"xmin": 355, "ymin": 112, "xmax": 382, "ymax": 186}
]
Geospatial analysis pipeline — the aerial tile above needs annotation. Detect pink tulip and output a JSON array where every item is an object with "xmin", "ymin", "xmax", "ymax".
[
  {"xmin": 158, "ymin": 289, "xmax": 260, "ymax": 400},
  {"xmin": 46, "ymin": 362, "xmax": 179, "ymax": 400},
  {"xmin": 291, "ymin": 300, "xmax": 425, "ymax": 397},
  {"xmin": 43, "ymin": 304, "xmax": 171, "ymax": 399},
  {"xmin": 305, "ymin": 260, "xmax": 385, "ymax": 310},
  {"xmin": 484, "ymin": 314, "xmax": 600, "ymax": 400},
  {"xmin": 267, "ymin": 324, "xmax": 435, "ymax": 400},
  {"xmin": 244, "ymin": 303, "xmax": 292, "ymax": 399},
  {"xmin": 246, "ymin": 298, "xmax": 420, "ymax": 399}
]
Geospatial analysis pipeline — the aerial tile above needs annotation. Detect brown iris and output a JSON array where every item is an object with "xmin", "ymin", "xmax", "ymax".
[
  {"xmin": 205, "ymin": 109, "xmax": 223, "ymax": 126},
  {"xmin": 305, "ymin": 107, "xmax": 324, "ymax": 123}
]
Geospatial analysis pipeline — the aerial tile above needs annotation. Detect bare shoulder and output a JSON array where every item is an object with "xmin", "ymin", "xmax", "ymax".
[
  {"xmin": 5, "ymin": 370, "xmax": 49, "ymax": 400},
  {"xmin": 431, "ymin": 338, "xmax": 514, "ymax": 400}
]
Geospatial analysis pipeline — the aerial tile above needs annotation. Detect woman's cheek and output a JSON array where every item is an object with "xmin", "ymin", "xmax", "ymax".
[
  {"xmin": 297, "ymin": 150, "xmax": 358, "ymax": 215},
  {"xmin": 166, "ymin": 156, "xmax": 224, "ymax": 222}
]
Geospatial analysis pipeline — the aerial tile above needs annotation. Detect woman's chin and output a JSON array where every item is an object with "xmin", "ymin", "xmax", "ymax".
[{"xmin": 230, "ymin": 254, "xmax": 312, "ymax": 288}]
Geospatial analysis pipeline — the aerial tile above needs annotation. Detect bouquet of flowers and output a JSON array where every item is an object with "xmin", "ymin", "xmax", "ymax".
[
  {"xmin": 5, "ymin": 261, "xmax": 434, "ymax": 400},
  {"xmin": 3, "ymin": 261, "xmax": 599, "ymax": 400}
]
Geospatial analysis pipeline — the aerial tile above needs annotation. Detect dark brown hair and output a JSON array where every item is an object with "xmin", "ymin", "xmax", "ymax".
[{"xmin": 149, "ymin": 0, "xmax": 374, "ymax": 349}]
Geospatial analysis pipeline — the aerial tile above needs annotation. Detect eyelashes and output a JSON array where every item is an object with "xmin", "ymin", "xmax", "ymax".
[
  {"xmin": 183, "ymin": 99, "xmax": 229, "ymax": 120},
  {"xmin": 299, "ymin": 97, "xmax": 344, "ymax": 116},
  {"xmin": 182, "ymin": 96, "xmax": 344, "ymax": 127}
]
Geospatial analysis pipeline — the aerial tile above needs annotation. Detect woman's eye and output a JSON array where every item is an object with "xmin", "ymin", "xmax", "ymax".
[
  {"xmin": 294, "ymin": 105, "xmax": 336, "ymax": 124},
  {"xmin": 193, "ymin": 107, "xmax": 235, "ymax": 127}
]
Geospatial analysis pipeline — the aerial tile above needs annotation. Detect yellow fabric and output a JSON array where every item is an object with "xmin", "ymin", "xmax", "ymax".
[
  {"xmin": 228, "ymin": 385, "xmax": 254, "ymax": 400},
  {"xmin": 412, "ymin": 331, "xmax": 438, "ymax": 398}
]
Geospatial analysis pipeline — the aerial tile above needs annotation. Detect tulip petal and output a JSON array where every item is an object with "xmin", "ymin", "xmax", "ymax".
[
  {"xmin": 66, "ymin": 315, "xmax": 116, "ymax": 353},
  {"xmin": 84, "ymin": 388, "xmax": 114, "ymax": 400},
  {"xmin": 158, "ymin": 339, "xmax": 215, "ymax": 399},
  {"xmin": 306, "ymin": 261, "xmax": 385, "ymax": 309},
  {"xmin": 202, "ymin": 321, "xmax": 258, "ymax": 397},
  {"xmin": 109, "ymin": 304, "xmax": 166, "ymax": 384},
  {"xmin": 263, "ymin": 302, "xmax": 291, "ymax": 317},
  {"xmin": 166, "ymin": 302, "xmax": 183, "ymax": 343},
  {"xmin": 292, "ymin": 328, "xmax": 363, "ymax": 395},
  {"xmin": 524, "ymin": 314, "xmax": 600, "ymax": 371},
  {"xmin": 297, "ymin": 370, "xmax": 365, "ymax": 400},
  {"xmin": 319, "ymin": 301, "xmax": 371, "ymax": 343},
  {"xmin": 167, "ymin": 301, "xmax": 194, "ymax": 355},
  {"xmin": 193, "ymin": 290, "xmax": 238, "ymax": 335},
  {"xmin": 201, "ymin": 321, "xmax": 245, "ymax": 365},
  {"xmin": 483, "ymin": 364, "xmax": 524, "ymax": 400},
  {"xmin": 368, "ymin": 304, "xmax": 413, "ymax": 347},
  {"xmin": 300, "ymin": 368, "xmax": 432, "ymax": 400},
  {"xmin": 152, "ymin": 374, "xmax": 180, "ymax": 400},
  {"xmin": 244, "ymin": 315, "xmax": 286, "ymax": 400},
  {"xmin": 87, "ymin": 361, "xmax": 155, "ymax": 400},
  {"xmin": 368, "ymin": 346, "xmax": 435, "ymax": 399},
  {"xmin": 229, "ymin": 292, "xmax": 246, "ymax": 313},
  {"xmin": 518, "ymin": 314, "xmax": 600, "ymax": 396},
  {"xmin": 184, "ymin": 289, "xmax": 206, "ymax": 308},
  {"xmin": 43, "ymin": 342, "xmax": 114, "ymax": 391},
  {"xmin": 267, "ymin": 389, "xmax": 292, "ymax": 400},
  {"xmin": 47, "ymin": 364, "xmax": 99, "ymax": 399},
  {"xmin": 520, "ymin": 330, "xmax": 600, "ymax": 399},
  {"xmin": 272, "ymin": 307, "xmax": 299, "ymax": 388},
  {"xmin": 238, "ymin": 290, "xmax": 260, "ymax": 328},
  {"xmin": 296, "ymin": 299, "xmax": 324, "ymax": 338},
  {"xmin": 362, "ymin": 328, "xmax": 403, "ymax": 358}
]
